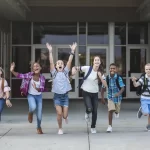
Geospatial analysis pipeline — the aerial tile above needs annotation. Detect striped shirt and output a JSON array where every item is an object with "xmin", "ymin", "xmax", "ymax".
[
  {"xmin": 106, "ymin": 74, "xmax": 125, "ymax": 103},
  {"xmin": 138, "ymin": 74, "xmax": 150, "ymax": 99}
]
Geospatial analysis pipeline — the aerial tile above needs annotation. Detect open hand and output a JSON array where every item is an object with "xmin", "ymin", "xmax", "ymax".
[
  {"xmin": 69, "ymin": 42, "xmax": 77, "ymax": 53},
  {"xmin": 46, "ymin": 43, "xmax": 52, "ymax": 53},
  {"xmin": 10, "ymin": 62, "xmax": 15, "ymax": 72},
  {"xmin": 6, "ymin": 100, "xmax": 12, "ymax": 107}
]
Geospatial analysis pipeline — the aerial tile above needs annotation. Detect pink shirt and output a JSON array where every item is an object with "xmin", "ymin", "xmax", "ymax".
[{"xmin": 0, "ymin": 78, "xmax": 11, "ymax": 98}]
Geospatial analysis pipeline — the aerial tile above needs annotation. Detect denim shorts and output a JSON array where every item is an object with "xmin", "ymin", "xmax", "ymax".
[
  {"xmin": 53, "ymin": 93, "xmax": 69, "ymax": 107},
  {"xmin": 141, "ymin": 98, "xmax": 150, "ymax": 114}
]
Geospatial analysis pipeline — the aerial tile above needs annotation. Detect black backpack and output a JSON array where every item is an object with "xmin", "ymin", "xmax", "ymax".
[
  {"xmin": 136, "ymin": 73, "xmax": 150, "ymax": 96},
  {"xmin": 106, "ymin": 74, "xmax": 123, "ymax": 90}
]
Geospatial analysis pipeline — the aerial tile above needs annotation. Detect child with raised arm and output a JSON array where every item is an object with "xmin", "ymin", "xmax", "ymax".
[
  {"xmin": 132, "ymin": 63, "xmax": 150, "ymax": 131},
  {"xmin": 46, "ymin": 42, "xmax": 77, "ymax": 135},
  {"xmin": 10, "ymin": 62, "xmax": 46, "ymax": 134},
  {"xmin": 0, "ymin": 67, "xmax": 12, "ymax": 121}
]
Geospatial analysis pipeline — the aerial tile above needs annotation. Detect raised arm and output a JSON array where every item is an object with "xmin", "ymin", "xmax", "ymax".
[
  {"xmin": 46, "ymin": 43, "xmax": 55, "ymax": 71},
  {"xmin": 66, "ymin": 42, "xmax": 77, "ymax": 70},
  {"xmin": 10, "ymin": 62, "xmax": 18, "ymax": 77}
]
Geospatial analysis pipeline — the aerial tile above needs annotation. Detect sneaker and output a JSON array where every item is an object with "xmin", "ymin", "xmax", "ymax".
[
  {"xmin": 146, "ymin": 124, "xmax": 150, "ymax": 132},
  {"xmin": 137, "ymin": 107, "xmax": 143, "ymax": 119},
  {"xmin": 64, "ymin": 117, "xmax": 68, "ymax": 124},
  {"xmin": 85, "ymin": 113, "xmax": 90, "ymax": 122},
  {"xmin": 114, "ymin": 113, "xmax": 119, "ymax": 118},
  {"xmin": 91, "ymin": 128, "xmax": 97, "ymax": 134},
  {"xmin": 107, "ymin": 125, "xmax": 112, "ymax": 133},
  {"xmin": 58, "ymin": 129, "xmax": 63, "ymax": 135}
]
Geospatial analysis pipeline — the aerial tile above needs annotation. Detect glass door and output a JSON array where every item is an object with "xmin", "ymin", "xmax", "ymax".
[
  {"xmin": 32, "ymin": 45, "xmax": 77, "ymax": 99},
  {"xmin": 126, "ymin": 46, "xmax": 148, "ymax": 98}
]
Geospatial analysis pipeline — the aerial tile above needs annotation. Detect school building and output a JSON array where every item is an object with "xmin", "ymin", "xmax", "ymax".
[{"xmin": 0, "ymin": 0, "xmax": 150, "ymax": 99}]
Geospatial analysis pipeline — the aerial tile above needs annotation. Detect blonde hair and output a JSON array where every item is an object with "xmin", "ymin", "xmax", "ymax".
[{"xmin": 145, "ymin": 63, "xmax": 150, "ymax": 67}]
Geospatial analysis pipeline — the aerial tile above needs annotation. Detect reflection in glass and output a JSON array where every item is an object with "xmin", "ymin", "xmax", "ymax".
[
  {"xmin": 12, "ymin": 22, "xmax": 31, "ymax": 44},
  {"xmin": 128, "ymin": 23, "xmax": 148, "ymax": 44},
  {"xmin": 35, "ymin": 48, "xmax": 50, "ymax": 73},
  {"xmin": 115, "ymin": 23, "xmax": 126, "ymax": 45},
  {"xmin": 12, "ymin": 46, "xmax": 31, "ymax": 73},
  {"xmin": 79, "ymin": 22, "xmax": 86, "ymax": 45},
  {"xmin": 88, "ymin": 23, "xmax": 108, "ymax": 44},
  {"xmin": 34, "ymin": 22, "xmax": 77, "ymax": 44},
  {"xmin": 115, "ymin": 46, "xmax": 126, "ymax": 77},
  {"xmin": 89, "ymin": 48, "xmax": 106, "ymax": 73}
]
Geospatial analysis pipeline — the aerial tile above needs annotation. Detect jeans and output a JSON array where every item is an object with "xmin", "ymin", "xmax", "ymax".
[
  {"xmin": 27, "ymin": 94, "xmax": 42, "ymax": 128},
  {"xmin": 83, "ymin": 90, "xmax": 98, "ymax": 128},
  {"xmin": 0, "ymin": 98, "xmax": 5, "ymax": 121}
]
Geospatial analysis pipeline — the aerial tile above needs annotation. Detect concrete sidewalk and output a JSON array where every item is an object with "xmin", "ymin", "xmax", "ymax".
[{"xmin": 0, "ymin": 100, "xmax": 150, "ymax": 150}]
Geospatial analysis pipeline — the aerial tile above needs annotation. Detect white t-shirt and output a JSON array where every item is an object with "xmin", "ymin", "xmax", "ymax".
[
  {"xmin": 28, "ymin": 78, "xmax": 41, "ymax": 95},
  {"xmin": 0, "ymin": 78, "xmax": 11, "ymax": 98},
  {"xmin": 81, "ymin": 66, "xmax": 105, "ymax": 93}
]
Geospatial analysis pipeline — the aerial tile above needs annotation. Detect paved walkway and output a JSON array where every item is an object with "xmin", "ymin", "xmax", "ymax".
[{"xmin": 0, "ymin": 99, "xmax": 150, "ymax": 150}]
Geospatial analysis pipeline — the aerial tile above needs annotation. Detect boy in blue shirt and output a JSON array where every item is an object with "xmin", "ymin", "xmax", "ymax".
[{"xmin": 101, "ymin": 63, "xmax": 125, "ymax": 132}]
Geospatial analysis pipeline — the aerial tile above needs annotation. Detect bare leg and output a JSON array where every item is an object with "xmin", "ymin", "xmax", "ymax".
[{"xmin": 55, "ymin": 106, "xmax": 63, "ymax": 129}]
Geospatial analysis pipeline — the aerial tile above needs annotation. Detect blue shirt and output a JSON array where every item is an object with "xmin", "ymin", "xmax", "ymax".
[
  {"xmin": 106, "ymin": 74, "xmax": 125, "ymax": 103},
  {"xmin": 50, "ymin": 67, "xmax": 72, "ymax": 94}
]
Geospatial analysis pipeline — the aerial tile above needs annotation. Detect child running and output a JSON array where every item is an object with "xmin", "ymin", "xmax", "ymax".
[
  {"xmin": 0, "ymin": 67, "xmax": 12, "ymax": 121},
  {"xmin": 10, "ymin": 62, "xmax": 46, "ymax": 134},
  {"xmin": 132, "ymin": 63, "xmax": 150, "ymax": 131},
  {"xmin": 101, "ymin": 63, "xmax": 125, "ymax": 133},
  {"xmin": 46, "ymin": 42, "xmax": 77, "ymax": 135},
  {"xmin": 71, "ymin": 56, "xmax": 107, "ymax": 133}
]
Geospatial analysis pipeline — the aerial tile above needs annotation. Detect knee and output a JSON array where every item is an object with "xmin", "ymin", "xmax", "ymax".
[
  {"xmin": 30, "ymin": 106, "xmax": 36, "ymax": 112},
  {"xmin": 87, "ymin": 107, "xmax": 92, "ymax": 113},
  {"xmin": 57, "ymin": 112, "xmax": 62, "ymax": 118}
]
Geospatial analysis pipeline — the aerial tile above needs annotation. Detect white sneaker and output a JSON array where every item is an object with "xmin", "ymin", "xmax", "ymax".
[
  {"xmin": 91, "ymin": 128, "xmax": 97, "ymax": 134},
  {"xmin": 107, "ymin": 125, "xmax": 112, "ymax": 133},
  {"xmin": 85, "ymin": 113, "xmax": 90, "ymax": 122},
  {"xmin": 58, "ymin": 129, "xmax": 63, "ymax": 135},
  {"xmin": 114, "ymin": 113, "xmax": 119, "ymax": 118}
]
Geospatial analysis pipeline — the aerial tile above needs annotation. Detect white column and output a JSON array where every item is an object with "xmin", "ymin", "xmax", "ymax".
[{"xmin": 108, "ymin": 22, "xmax": 115, "ymax": 65}]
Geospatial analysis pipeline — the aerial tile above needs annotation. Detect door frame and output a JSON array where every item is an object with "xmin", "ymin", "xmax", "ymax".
[
  {"xmin": 87, "ymin": 46, "xmax": 109, "ymax": 75},
  {"xmin": 126, "ymin": 45, "xmax": 149, "ymax": 98},
  {"xmin": 32, "ymin": 44, "xmax": 78, "ymax": 99}
]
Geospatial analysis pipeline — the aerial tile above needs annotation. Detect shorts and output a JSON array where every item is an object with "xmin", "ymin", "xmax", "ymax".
[
  {"xmin": 140, "ymin": 98, "xmax": 150, "ymax": 114},
  {"xmin": 53, "ymin": 93, "xmax": 69, "ymax": 107},
  {"xmin": 108, "ymin": 99, "xmax": 121, "ymax": 113}
]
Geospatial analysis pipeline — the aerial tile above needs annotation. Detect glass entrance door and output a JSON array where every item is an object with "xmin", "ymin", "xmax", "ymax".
[
  {"xmin": 32, "ymin": 45, "xmax": 77, "ymax": 99},
  {"xmin": 126, "ymin": 46, "xmax": 148, "ymax": 98}
]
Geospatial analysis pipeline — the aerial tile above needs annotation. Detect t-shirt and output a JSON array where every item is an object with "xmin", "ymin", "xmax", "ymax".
[
  {"xmin": 0, "ymin": 78, "xmax": 11, "ymax": 98},
  {"xmin": 50, "ymin": 66, "xmax": 72, "ymax": 94},
  {"xmin": 28, "ymin": 78, "xmax": 41, "ymax": 95},
  {"xmin": 81, "ymin": 66, "xmax": 105, "ymax": 93},
  {"xmin": 138, "ymin": 74, "xmax": 150, "ymax": 99}
]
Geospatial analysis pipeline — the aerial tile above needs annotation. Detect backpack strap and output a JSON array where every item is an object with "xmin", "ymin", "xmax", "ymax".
[
  {"xmin": 116, "ymin": 74, "xmax": 121, "ymax": 90},
  {"xmin": 106, "ymin": 75, "xmax": 109, "ymax": 88},
  {"xmin": 78, "ymin": 66, "xmax": 93, "ymax": 88}
]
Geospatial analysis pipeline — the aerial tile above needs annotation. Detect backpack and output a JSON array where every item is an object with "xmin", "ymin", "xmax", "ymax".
[
  {"xmin": 106, "ymin": 74, "xmax": 123, "ymax": 90},
  {"xmin": 136, "ymin": 73, "xmax": 150, "ymax": 96}
]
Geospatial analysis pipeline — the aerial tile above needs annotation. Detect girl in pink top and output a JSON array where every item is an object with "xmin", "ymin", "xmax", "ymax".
[{"xmin": 0, "ymin": 67, "xmax": 12, "ymax": 121}]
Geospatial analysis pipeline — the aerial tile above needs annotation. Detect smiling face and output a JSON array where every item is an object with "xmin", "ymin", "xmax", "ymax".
[
  {"xmin": 93, "ymin": 56, "xmax": 101, "ymax": 67},
  {"xmin": 55, "ymin": 60, "xmax": 64, "ymax": 72},
  {"xmin": 32, "ymin": 63, "xmax": 41, "ymax": 74},
  {"xmin": 145, "ymin": 64, "xmax": 150, "ymax": 77},
  {"xmin": 109, "ymin": 65, "xmax": 117, "ymax": 76}
]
